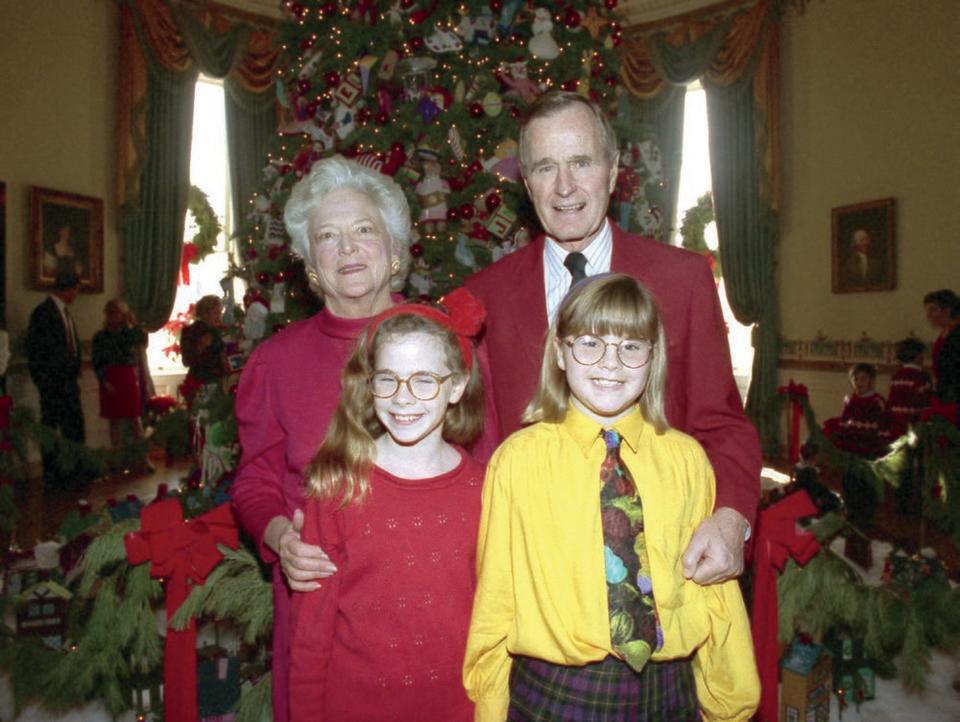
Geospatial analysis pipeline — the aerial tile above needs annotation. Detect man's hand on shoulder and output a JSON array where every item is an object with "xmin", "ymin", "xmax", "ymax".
[{"xmin": 681, "ymin": 507, "xmax": 749, "ymax": 585}]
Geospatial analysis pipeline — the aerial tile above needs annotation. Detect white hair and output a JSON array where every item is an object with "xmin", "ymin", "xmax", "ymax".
[{"xmin": 284, "ymin": 155, "xmax": 412, "ymax": 294}]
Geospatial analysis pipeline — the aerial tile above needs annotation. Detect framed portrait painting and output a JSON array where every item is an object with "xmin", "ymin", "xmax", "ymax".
[
  {"xmin": 29, "ymin": 186, "xmax": 103, "ymax": 293},
  {"xmin": 831, "ymin": 198, "xmax": 895, "ymax": 294}
]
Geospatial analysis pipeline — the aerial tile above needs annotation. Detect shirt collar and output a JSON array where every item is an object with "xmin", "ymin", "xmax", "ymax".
[
  {"xmin": 561, "ymin": 402, "xmax": 647, "ymax": 457},
  {"xmin": 544, "ymin": 219, "xmax": 612, "ymax": 270}
]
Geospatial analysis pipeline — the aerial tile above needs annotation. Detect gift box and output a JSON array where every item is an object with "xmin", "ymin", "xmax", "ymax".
[{"xmin": 780, "ymin": 638, "xmax": 832, "ymax": 722}]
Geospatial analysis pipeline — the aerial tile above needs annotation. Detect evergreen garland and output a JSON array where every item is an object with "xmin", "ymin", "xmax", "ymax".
[{"xmin": 187, "ymin": 184, "xmax": 222, "ymax": 263}]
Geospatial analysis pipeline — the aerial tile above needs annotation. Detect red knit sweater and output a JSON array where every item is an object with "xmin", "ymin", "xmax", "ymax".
[{"xmin": 289, "ymin": 452, "xmax": 483, "ymax": 722}]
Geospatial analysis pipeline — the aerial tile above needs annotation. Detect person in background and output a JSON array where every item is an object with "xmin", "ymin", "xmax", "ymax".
[
  {"xmin": 179, "ymin": 294, "xmax": 228, "ymax": 401},
  {"xmin": 923, "ymin": 289, "xmax": 960, "ymax": 406},
  {"xmin": 91, "ymin": 299, "xmax": 149, "ymax": 465},
  {"xmin": 887, "ymin": 337, "xmax": 932, "ymax": 436},
  {"xmin": 824, "ymin": 362, "xmax": 892, "ymax": 459},
  {"xmin": 464, "ymin": 274, "xmax": 758, "ymax": 722},
  {"xmin": 26, "ymin": 270, "xmax": 85, "ymax": 491},
  {"xmin": 290, "ymin": 293, "xmax": 486, "ymax": 721},
  {"xmin": 463, "ymin": 92, "xmax": 761, "ymax": 588}
]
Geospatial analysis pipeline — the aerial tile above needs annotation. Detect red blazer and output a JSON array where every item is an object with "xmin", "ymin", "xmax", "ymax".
[{"xmin": 464, "ymin": 222, "xmax": 761, "ymax": 524}]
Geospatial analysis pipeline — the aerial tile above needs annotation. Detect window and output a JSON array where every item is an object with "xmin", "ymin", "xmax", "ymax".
[
  {"xmin": 676, "ymin": 81, "xmax": 754, "ymax": 400},
  {"xmin": 146, "ymin": 76, "xmax": 235, "ymax": 378}
]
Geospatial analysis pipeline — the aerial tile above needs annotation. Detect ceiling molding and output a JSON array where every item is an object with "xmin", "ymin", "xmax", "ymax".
[{"xmin": 617, "ymin": 0, "xmax": 731, "ymax": 27}]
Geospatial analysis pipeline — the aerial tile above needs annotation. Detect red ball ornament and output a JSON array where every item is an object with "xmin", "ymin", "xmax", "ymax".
[
  {"xmin": 300, "ymin": 37, "xmax": 314, "ymax": 52},
  {"xmin": 297, "ymin": 79, "xmax": 311, "ymax": 94},
  {"xmin": 290, "ymin": 3, "xmax": 306, "ymax": 20},
  {"xmin": 410, "ymin": 36, "xmax": 425, "ymax": 51},
  {"xmin": 400, "ymin": 0, "xmax": 414, "ymax": 8},
  {"xmin": 611, "ymin": 33, "xmax": 622, "ymax": 47},
  {"xmin": 256, "ymin": 271, "xmax": 271, "ymax": 285},
  {"xmin": 245, "ymin": 247, "xmax": 258, "ymax": 261},
  {"xmin": 564, "ymin": 8, "xmax": 581, "ymax": 29},
  {"xmin": 485, "ymin": 192, "xmax": 502, "ymax": 211},
  {"xmin": 446, "ymin": 207, "xmax": 460, "ymax": 222},
  {"xmin": 468, "ymin": 160, "xmax": 483, "ymax": 175},
  {"xmin": 410, "ymin": 242, "xmax": 424, "ymax": 258},
  {"xmin": 375, "ymin": 110, "xmax": 390, "ymax": 125},
  {"xmin": 459, "ymin": 203, "xmax": 475, "ymax": 220},
  {"xmin": 274, "ymin": 270, "xmax": 287, "ymax": 283},
  {"xmin": 321, "ymin": 2, "xmax": 338, "ymax": 16},
  {"xmin": 268, "ymin": 245, "xmax": 283, "ymax": 260},
  {"xmin": 561, "ymin": 79, "xmax": 579, "ymax": 92},
  {"xmin": 606, "ymin": 75, "xmax": 618, "ymax": 87},
  {"xmin": 356, "ymin": 107, "xmax": 372, "ymax": 124},
  {"xmin": 468, "ymin": 103, "xmax": 484, "ymax": 118},
  {"xmin": 324, "ymin": 71, "xmax": 340, "ymax": 88},
  {"xmin": 489, "ymin": 0, "xmax": 503, "ymax": 11},
  {"xmin": 604, "ymin": 0, "xmax": 618, "ymax": 8},
  {"xmin": 510, "ymin": 106, "xmax": 522, "ymax": 118},
  {"xmin": 472, "ymin": 224, "xmax": 490, "ymax": 241}
]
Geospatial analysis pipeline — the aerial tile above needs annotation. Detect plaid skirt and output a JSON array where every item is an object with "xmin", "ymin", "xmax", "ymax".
[{"xmin": 507, "ymin": 655, "xmax": 700, "ymax": 722}]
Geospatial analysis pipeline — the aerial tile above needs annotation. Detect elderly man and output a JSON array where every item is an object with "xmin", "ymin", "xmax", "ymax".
[{"xmin": 465, "ymin": 92, "xmax": 761, "ymax": 585}]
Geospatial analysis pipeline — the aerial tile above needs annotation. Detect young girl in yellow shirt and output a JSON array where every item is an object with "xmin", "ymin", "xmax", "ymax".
[{"xmin": 463, "ymin": 274, "xmax": 759, "ymax": 722}]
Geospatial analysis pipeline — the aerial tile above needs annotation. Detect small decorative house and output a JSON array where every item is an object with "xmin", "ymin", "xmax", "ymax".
[
  {"xmin": 780, "ymin": 638, "xmax": 832, "ymax": 722},
  {"xmin": 17, "ymin": 578, "xmax": 72, "ymax": 649}
]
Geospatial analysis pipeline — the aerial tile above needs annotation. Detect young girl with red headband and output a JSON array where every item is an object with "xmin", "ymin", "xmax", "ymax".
[{"xmin": 288, "ymin": 288, "xmax": 487, "ymax": 721}]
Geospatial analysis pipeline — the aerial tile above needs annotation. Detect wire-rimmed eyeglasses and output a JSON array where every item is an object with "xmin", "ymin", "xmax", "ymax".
[
  {"xmin": 369, "ymin": 370, "xmax": 456, "ymax": 400},
  {"xmin": 563, "ymin": 335, "xmax": 653, "ymax": 369}
]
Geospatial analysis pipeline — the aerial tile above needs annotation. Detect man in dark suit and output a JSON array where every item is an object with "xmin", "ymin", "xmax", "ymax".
[
  {"xmin": 465, "ymin": 92, "xmax": 761, "ymax": 584},
  {"xmin": 26, "ymin": 270, "xmax": 85, "ymax": 489}
]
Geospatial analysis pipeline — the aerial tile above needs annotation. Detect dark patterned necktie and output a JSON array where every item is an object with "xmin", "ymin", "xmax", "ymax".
[
  {"xmin": 599, "ymin": 429, "xmax": 662, "ymax": 672},
  {"xmin": 563, "ymin": 251, "xmax": 588, "ymax": 289},
  {"xmin": 63, "ymin": 306, "xmax": 77, "ymax": 358}
]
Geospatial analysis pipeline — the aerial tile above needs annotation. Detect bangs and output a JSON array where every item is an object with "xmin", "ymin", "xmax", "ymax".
[{"xmin": 560, "ymin": 276, "xmax": 660, "ymax": 342}]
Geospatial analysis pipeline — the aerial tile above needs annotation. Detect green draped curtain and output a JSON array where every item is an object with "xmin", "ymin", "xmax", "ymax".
[
  {"xmin": 116, "ymin": 0, "xmax": 278, "ymax": 331},
  {"xmin": 618, "ymin": 0, "xmax": 781, "ymax": 451}
]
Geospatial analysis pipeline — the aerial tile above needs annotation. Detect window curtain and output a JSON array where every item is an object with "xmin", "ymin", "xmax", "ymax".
[
  {"xmin": 116, "ymin": 0, "xmax": 279, "ymax": 331},
  {"xmin": 618, "ymin": 0, "xmax": 781, "ymax": 452}
]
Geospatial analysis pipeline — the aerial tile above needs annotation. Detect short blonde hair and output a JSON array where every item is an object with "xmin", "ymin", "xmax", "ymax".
[{"xmin": 523, "ymin": 274, "xmax": 669, "ymax": 433}]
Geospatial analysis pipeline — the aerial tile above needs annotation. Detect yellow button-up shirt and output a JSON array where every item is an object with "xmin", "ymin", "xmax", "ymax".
[{"xmin": 463, "ymin": 405, "xmax": 759, "ymax": 722}]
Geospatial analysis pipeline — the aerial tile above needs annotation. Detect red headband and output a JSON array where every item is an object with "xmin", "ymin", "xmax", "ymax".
[{"xmin": 365, "ymin": 288, "xmax": 486, "ymax": 370}]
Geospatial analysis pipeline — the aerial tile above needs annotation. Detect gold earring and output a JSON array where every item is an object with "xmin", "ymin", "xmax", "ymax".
[
  {"xmin": 306, "ymin": 267, "xmax": 321, "ymax": 286},
  {"xmin": 391, "ymin": 258, "xmax": 401, "ymax": 274}
]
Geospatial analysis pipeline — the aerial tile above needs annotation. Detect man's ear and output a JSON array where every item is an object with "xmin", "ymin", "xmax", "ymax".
[{"xmin": 607, "ymin": 150, "xmax": 621, "ymax": 194}]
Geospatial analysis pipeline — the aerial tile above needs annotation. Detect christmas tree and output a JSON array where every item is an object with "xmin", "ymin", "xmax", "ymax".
[{"xmin": 229, "ymin": 0, "xmax": 624, "ymax": 333}]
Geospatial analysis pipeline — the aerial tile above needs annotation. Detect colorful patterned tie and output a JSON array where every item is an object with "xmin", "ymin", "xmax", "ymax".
[{"xmin": 600, "ymin": 429, "xmax": 663, "ymax": 672}]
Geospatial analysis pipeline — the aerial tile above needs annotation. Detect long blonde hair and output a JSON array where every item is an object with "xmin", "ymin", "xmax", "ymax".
[
  {"xmin": 523, "ymin": 273, "xmax": 669, "ymax": 433},
  {"xmin": 305, "ymin": 313, "xmax": 484, "ymax": 506}
]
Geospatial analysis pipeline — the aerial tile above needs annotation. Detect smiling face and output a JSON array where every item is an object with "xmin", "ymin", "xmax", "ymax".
[
  {"xmin": 851, "ymin": 370, "xmax": 874, "ymax": 395},
  {"xmin": 372, "ymin": 331, "xmax": 467, "ymax": 449},
  {"xmin": 557, "ymin": 333, "xmax": 649, "ymax": 425},
  {"xmin": 308, "ymin": 188, "xmax": 396, "ymax": 318},
  {"xmin": 522, "ymin": 104, "xmax": 619, "ymax": 252}
]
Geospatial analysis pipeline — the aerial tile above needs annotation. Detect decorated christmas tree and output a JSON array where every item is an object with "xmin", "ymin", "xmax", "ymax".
[{"xmin": 228, "ymin": 0, "xmax": 625, "ymax": 334}]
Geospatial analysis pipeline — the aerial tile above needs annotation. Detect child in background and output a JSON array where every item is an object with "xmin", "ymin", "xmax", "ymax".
[
  {"xmin": 824, "ymin": 362, "xmax": 892, "ymax": 458},
  {"xmin": 289, "ymin": 290, "xmax": 486, "ymax": 722},
  {"xmin": 887, "ymin": 337, "xmax": 932, "ymax": 436},
  {"xmin": 464, "ymin": 274, "xmax": 758, "ymax": 722}
]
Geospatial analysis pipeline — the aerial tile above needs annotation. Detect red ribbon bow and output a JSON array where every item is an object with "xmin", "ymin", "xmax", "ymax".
[
  {"xmin": 749, "ymin": 490, "xmax": 820, "ymax": 722},
  {"xmin": 919, "ymin": 398, "xmax": 958, "ymax": 425},
  {"xmin": 179, "ymin": 243, "xmax": 199, "ymax": 286},
  {"xmin": 125, "ymin": 500, "xmax": 239, "ymax": 722},
  {"xmin": 778, "ymin": 380, "xmax": 809, "ymax": 463},
  {"xmin": 366, "ymin": 288, "xmax": 486, "ymax": 370}
]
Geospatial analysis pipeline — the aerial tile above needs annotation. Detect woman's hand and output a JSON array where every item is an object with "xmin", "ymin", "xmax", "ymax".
[{"xmin": 264, "ymin": 510, "xmax": 338, "ymax": 592}]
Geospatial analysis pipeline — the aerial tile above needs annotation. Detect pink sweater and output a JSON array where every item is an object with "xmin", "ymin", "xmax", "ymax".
[{"xmin": 289, "ymin": 454, "xmax": 483, "ymax": 722}]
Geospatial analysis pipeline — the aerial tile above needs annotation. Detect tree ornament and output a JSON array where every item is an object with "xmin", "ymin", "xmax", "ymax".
[
  {"xmin": 469, "ymin": 102, "xmax": 484, "ymax": 118},
  {"xmin": 245, "ymin": 247, "xmax": 258, "ymax": 261},
  {"xmin": 528, "ymin": 8, "xmax": 561, "ymax": 60},
  {"xmin": 564, "ymin": 8, "xmax": 582, "ymax": 29},
  {"xmin": 459, "ymin": 203, "xmax": 475, "ymax": 220},
  {"xmin": 357, "ymin": 107, "xmax": 372, "ymax": 124},
  {"xmin": 324, "ymin": 71, "xmax": 340, "ymax": 88},
  {"xmin": 290, "ymin": 3, "xmax": 307, "ymax": 20},
  {"xmin": 256, "ymin": 271, "xmax": 271, "ymax": 285},
  {"xmin": 410, "ymin": 36, "xmax": 425, "ymax": 51},
  {"xmin": 446, "ymin": 207, "xmax": 460, "ymax": 222},
  {"xmin": 297, "ymin": 79, "xmax": 311, "ymax": 94},
  {"xmin": 400, "ymin": 0, "xmax": 414, "ymax": 8},
  {"xmin": 410, "ymin": 242, "xmax": 424, "ymax": 258},
  {"xmin": 489, "ymin": 0, "xmax": 504, "ymax": 12},
  {"xmin": 485, "ymin": 191, "xmax": 502, "ymax": 211},
  {"xmin": 605, "ymin": 0, "xmax": 618, "ymax": 8},
  {"xmin": 375, "ymin": 110, "xmax": 390, "ymax": 125},
  {"xmin": 274, "ymin": 270, "xmax": 287, "ymax": 283}
]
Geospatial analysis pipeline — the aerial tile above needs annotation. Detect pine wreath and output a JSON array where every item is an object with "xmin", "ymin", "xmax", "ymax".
[{"xmin": 186, "ymin": 185, "xmax": 221, "ymax": 263}]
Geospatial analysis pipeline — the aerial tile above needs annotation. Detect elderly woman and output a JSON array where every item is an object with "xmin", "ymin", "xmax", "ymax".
[
  {"xmin": 231, "ymin": 156, "xmax": 411, "ymax": 722},
  {"xmin": 231, "ymin": 156, "xmax": 497, "ymax": 722},
  {"xmin": 924, "ymin": 289, "xmax": 960, "ymax": 405}
]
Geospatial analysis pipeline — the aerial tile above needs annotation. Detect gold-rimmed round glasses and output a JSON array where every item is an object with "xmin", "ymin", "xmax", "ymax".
[
  {"xmin": 369, "ymin": 370, "xmax": 455, "ymax": 400},
  {"xmin": 563, "ymin": 335, "xmax": 653, "ymax": 369}
]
